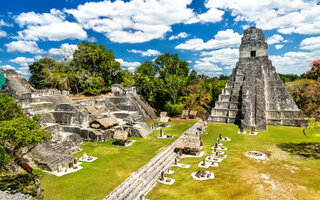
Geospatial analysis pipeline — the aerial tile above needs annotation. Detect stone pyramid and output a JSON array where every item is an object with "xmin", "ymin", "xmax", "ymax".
[{"xmin": 208, "ymin": 27, "xmax": 305, "ymax": 130}]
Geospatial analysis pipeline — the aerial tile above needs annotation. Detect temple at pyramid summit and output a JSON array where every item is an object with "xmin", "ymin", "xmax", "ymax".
[{"xmin": 208, "ymin": 27, "xmax": 305, "ymax": 130}]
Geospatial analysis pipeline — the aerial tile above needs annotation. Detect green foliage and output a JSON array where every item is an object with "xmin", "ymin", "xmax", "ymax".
[
  {"xmin": 121, "ymin": 70, "xmax": 135, "ymax": 86},
  {"xmin": 29, "ymin": 58, "xmax": 65, "ymax": 89},
  {"xmin": 278, "ymin": 73, "xmax": 301, "ymax": 83},
  {"xmin": 71, "ymin": 42, "xmax": 122, "ymax": 87},
  {"xmin": 29, "ymin": 42, "xmax": 124, "ymax": 94},
  {"xmin": 182, "ymin": 83, "xmax": 211, "ymax": 115},
  {"xmin": 134, "ymin": 61, "xmax": 157, "ymax": 103},
  {"xmin": 155, "ymin": 53, "xmax": 189, "ymax": 77},
  {"xmin": 0, "ymin": 170, "xmax": 43, "ymax": 196},
  {"xmin": 286, "ymin": 79, "xmax": 320, "ymax": 117},
  {"xmin": 164, "ymin": 102, "xmax": 183, "ymax": 116},
  {"xmin": 134, "ymin": 53, "xmax": 230, "ymax": 115},
  {"xmin": 0, "ymin": 116, "xmax": 51, "ymax": 150},
  {"xmin": 202, "ymin": 78, "xmax": 228, "ymax": 107},
  {"xmin": 218, "ymin": 74, "xmax": 230, "ymax": 80},
  {"xmin": 187, "ymin": 70, "xmax": 201, "ymax": 85},
  {"xmin": 0, "ymin": 94, "xmax": 24, "ymax": 121},
  {"xmin": 0, "ymin": 94, "xmax": 50, "ymax": 164},
  {"xmin": 0, "ymin": 144, "xmax": 10, "ymax": 163},
  {"xmin": 304, "ymin": 118, "xmax": 320, "ymax": 135},
  {"xmin": 157, "ymin": 72, "xmax": 188, "ymax": 104},
  {"xmin": 81, "ymin": 76, "xmax": 105, "ymax": 95},
  {"xmin": 303, "ymin": 59, "xmax": 320, "ymax": 80}
]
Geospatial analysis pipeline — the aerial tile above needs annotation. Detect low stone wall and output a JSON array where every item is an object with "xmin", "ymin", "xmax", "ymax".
[{"xmin": 104, "ymin": 120, "xmax": 203, "ymax": 200}]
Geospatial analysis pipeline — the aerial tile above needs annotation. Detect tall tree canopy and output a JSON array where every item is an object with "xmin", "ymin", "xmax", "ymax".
[
  {"xmin": 71, "ymin": 42, "xmax": 122, "ymax": 87},
  {"xmin": 29, "ymin": 42, "xmax": 124, "ymax": 95},
  {"xmin": 134, "ymin": 53, "xmax": 228, "ymax": 116}
]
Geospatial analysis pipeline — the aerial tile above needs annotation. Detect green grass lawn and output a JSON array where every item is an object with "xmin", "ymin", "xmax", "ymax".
[
  {"xmin": 40, "ymin": 119, "xmax": 196, "ymax": 200},
  {"xmin": 147, "ymin": 123, "xmax": 320, "ymax": 200}
]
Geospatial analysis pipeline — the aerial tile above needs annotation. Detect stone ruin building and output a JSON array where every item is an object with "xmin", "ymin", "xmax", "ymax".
[
  {"xmin": 208, "ymin": 27, "xmax": 305, "ymax": 130},
  {"xmin": 0, "ymin": 69, "xmax": 156, "ymax": 172}
]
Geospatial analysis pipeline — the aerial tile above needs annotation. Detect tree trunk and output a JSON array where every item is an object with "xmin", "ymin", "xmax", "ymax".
[
  {"xmin": 13, "ymin": 156, "xmax": 42, "ymax": 199},
  {"xmin": 28, "ymin": 171, "xmax": 42, "ymax": 199}
]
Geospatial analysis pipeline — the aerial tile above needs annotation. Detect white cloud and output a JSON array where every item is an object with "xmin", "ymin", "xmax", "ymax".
[
  {"xmin": 201, "ymin": 48, "xmax": 239, "ymax": 66},
  {"xmin": 34, "ymin": 55, "xmax": 43, "ymax": 60},
  {"xmin": 0, "ymin": 30, "xmax": 7, "ymax": 38},
  {"xmin": 9, "ymin": 57, "xmax": 35, "ymax": 67},
  {"xmin": 275, "ymin": 44, "xmax": 284, "ymax": 49},
  {"xmin": 205, "ymin": 0, "xmax": 320, "ymax": 34},
  {"xmin": 126, "ymin": 67, "xmax": 136, "ymax": 73},
  {"xmin": 0, "ymin": 19, "xmax": 13, "ymax": 27},
  {"xmin": 13, "ymin": 9, "xmax": 87, "ymax": 42},
  {"xmin": 0, "ymin": 65, "xmax": 15, "ymax": 70},
  {"xmin": 66, "ymin": 0, "xmax": 194, "ymax": 43},
  {"xmin": 116, "ymin": 58, "xmax": 141, "ymax": 68},
  {"xmin": 193, "ymin": 60, "xmax": 222, "ymax": 72},
  {"xmin": 186, "ymin": 8, "xmax": 224, "ymax": 24},
  {"xmin": 192, "ymin": 48, "xmax": 239, "ymax": 75},
  {"xmin": 267, "ymin": 34, "xmax": 284, "ymax": 45},
  {"xmin": 169, "ymin": 32, "xmax": 189, "ymax": 40},
  {"xmin": 16, "ymin": 21, "xmax": 87, "ymax": 41},
  {"xmin": 270, "ymin": 49, "xmax": 320, "ymax": 74},
  {"xmin": 128, "ymin": 49, "xmax": 161, "ymax": 57},
  {"xmin": 300, "ymin": 36, "xmax": 320, "ymax": 50},
  {"xmin": 48, "ymin": 43, "xmax": 78, "ymax": 60},
  {"xmin": 5, "ymin": 40, "xmax": 43, "ymax": 54},
  {"xmin": 14, "ymin": 9, "xmax": 65, "ymax": 27},
  {"xmin": 176, "ymin": 29, "xmax": 241, "ymax": 50},
  {"xmin": 224, "ymin": 66, "xmax": 234, "ymax": 70},
  {"xmin": 16, "ymin": 68, "xmax": 31, "ymax": 76}
]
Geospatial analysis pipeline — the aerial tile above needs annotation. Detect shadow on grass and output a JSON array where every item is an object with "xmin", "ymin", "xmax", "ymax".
[{"xmin": 277, "ymin": 142, "xmax": 320, "ymax": 159}]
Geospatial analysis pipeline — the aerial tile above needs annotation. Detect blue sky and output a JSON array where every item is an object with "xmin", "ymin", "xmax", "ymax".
[{"xmin": 1, "ymin": 0, "xmax": 320, "ymax": 78}]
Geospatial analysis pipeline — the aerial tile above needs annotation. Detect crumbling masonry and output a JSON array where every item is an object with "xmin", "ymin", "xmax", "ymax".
[{"xmin": 208, "ymin": 27, "xmax": 305, "ymax": 130}]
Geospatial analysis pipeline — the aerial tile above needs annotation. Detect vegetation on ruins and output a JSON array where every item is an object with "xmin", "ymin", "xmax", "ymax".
[{"xmin": 0, "ymin": 94, "xmax": 51, "ymax": 199}]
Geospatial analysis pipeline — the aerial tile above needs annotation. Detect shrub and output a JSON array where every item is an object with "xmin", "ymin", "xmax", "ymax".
[{"xmin": 164, "ymin": 101, "xmax": 183, "ymax": 116}]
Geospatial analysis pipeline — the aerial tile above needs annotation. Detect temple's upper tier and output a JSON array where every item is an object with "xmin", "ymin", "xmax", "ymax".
[{"xmin": 240, "ymin": 27, "xmax": 268, "ymax": 58}]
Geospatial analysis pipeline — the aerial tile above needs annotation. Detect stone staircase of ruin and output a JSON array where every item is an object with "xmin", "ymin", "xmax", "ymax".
[
  {"xmin": 209, "ymin": 57, "xmax": 305, "ymax": 129},
  {"xmin": 131, "ymin": 93, "xmax": 157, "ymax": 119},
  {"xmin": 104, "ymin": 120, "xmax": 203, "ymax": 200}
]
